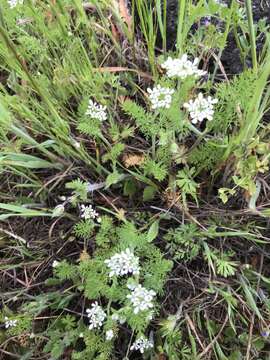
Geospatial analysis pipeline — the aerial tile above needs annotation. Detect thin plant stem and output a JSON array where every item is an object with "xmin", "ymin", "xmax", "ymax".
[
  {"xmin": 176, "ymin": 0, "xmax": 186, "ymax": 55},
  {"xmin": 245, "ymin": 0, "xmax": 258, "ymax": 72},
  {"xmin": 211, "ymin": 0, "xmax": 235, "ymax": 82}
]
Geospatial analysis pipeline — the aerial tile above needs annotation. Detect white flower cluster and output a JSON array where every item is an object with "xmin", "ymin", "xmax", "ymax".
[
  {"xmin": 214, "ymin": 0, "xmax": 227, "ymax": 7},
  {"xmin": 161, "ymin": 54, "xmax": 207, "ymax": 79},
  {"xmin": 105, "ymin": 329, "xmax": 114, "ymax": 341},
  {"xmin": 86, "ymin": 302, "xmax": 106, "ymax": 330},
  {"xmin": 8, "ymin": 0, "xmax": 23, "ymax": 8},
  {"xmin": 127, "ymin": 284, "xmax": 156, "ymax": 314},
  {"xmin": 52, "ymin": 260, "xmax": 60, "ymax": 268},
  {"xmin": 183, "ymin": 92, "xmax": 218, "ymax": 124},
  {"xmin": 85, "ymin": 99, "xmax": 107, "ymax": 121},
  {"xmin": 130, "ymin": 336, "xmax": 154, "ymax": 353},
  {"xmin": 81, "ymin": 204, "xmax": 101, "ymax": 223},
  {"xmin": 4, "ymin": 317, "xmax": 18, "ymax": 329},
  {"xmin": 147, "ymin": 85, "xmax": 174, "ymax": 110},
  {"xmin": 104, "ymin": 248, "xmax": 140, "ymax": 277},
  {"xmin": 112, "ymin": 313, "xmax": 126, "ymax": 324}
]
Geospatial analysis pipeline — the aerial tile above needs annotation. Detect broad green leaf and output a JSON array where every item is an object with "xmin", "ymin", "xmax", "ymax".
[
  {"xmin": 0, "ymin": 203, "xmax": 52, "ymax": 219},
  {"xmin": 143, "ymin": 185, "xmax": 157, "ymax": 201},
  {"xmin": 147, "ymin": 220, "xmax": 159, "ymax": 243},
  {"xmin": 0, "ymin": 153, "xmax": 61, "ymax": 169}
]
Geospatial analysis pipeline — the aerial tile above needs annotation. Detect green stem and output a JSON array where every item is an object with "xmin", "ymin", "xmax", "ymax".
[
  {"xmin": 233, "ymin": 24, "xmax": 246, "ymax": 68},
  {"xmin": 152, "ymin": 134, "xmax": 156, "ymax": 159},
  {"xmin": 211, "ymin": 0, "xmax": 235, "ymax": 82},
  {"xmin": 188, "ymin": 122, "xmax": 206, "ymax": 137},
  {"xmin": 245, "ymin": 0, "xmax": 258, "ymax": 72},
  {"xmin": 163, "ymin": 0, "xmax": 167, "ymax": 52},
  {"xmin": 176, "ymin": 0, "xmax": 186, "ymax": 55}
]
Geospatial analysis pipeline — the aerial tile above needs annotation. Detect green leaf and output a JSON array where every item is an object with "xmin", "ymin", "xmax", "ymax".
[
  {"xmin": 147, "ymin": 220, "xmax": 159, "ymax": 243},
  {"xmin": 51, "ymin": 204, "xmax": 65, "ymax": 218},
  {"xmin": 218, "ymin": 187, "xmax": 236, "ymax": 204},
  {"xmin": 253, "ymin": 338, "xmax": 265, "ymax": 351},
  {"xmin": 239, "ymin": 275, "xmax": 263, "ymax": 319},
  {"xmin": 123, "ymin": 179, "xmax": 137, "ymax": 198},
  {"xmin": 143, "ymin": 186, "xmax": 157, "ymax": 201},
  {"xmin": 228, "ymin": 350, "xmax": 242, "ymax": 360},
  {"xmin": 0, "ymin": 153, "xmax": 61, "ymax": 169},
  {"xmin": 105, "ymin": 170, "xmax": 124, "ymax": 188},
  {"xmin": 0, "ymin": 203, "xmax": 52, "ymax": 219}
]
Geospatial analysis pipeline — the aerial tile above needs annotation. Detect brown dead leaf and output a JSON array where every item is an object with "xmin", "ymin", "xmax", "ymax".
[
  {"xmin": 18, "ymin": 333, "xmax": 30, "ymax": 348},
  {"xmin": 251, "ymin": 255, "xmax": 259, "ymax": 268},
  {"xmin": 79, "ymin": 250, "xmax": 90, "ymax": 262},
  {"xmin": 157, "ymin": 355, "xmax": 167, "ymax": 360},
  {"xmin": 118, "ymin": 0, "xmax": 132, "ymax": 32},
  {"xmin": 163, "ymin": 188, "xmax": 181, "ymax": 207},
  {"xmin": 111, "ymin": 21, "xmax": 121, "ymax": 42},
  {"xmin": 117, "ymin": 208, "xmax": 126, "ymax": 221},
  {"xmin": 118, "ymin": 95, "xmax": 130, "ymax": 104},
  {"xmin": 123, "ymin": 154, "xmax": 145, "ymax": 168}
]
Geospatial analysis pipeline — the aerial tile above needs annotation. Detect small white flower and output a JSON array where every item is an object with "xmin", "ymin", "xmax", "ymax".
[
  {"xmin": 79, "ymin": 332, "xmax": 84, "ymax": 338},
  {"xmin": 161, "ymin": 54, "xmax": 207, "ymax": 79},
  {"xmin": 112, "ymin": 313, "xmax": 126, "ymax": 324},
  {"xmin": 72, "ymin": 139, "xmax": 80, "ymax": 148},
  {"xmin": 105, "ymin": 329, "xmax": 114, "ymax": 341},
  {"xmin": 146, "ymin": 312, "xmax": 154, "ymax": 321},
  {"xmin": 52, "ymin": 260, "xmax": 60, "ymax": 268},
  {"xmin": 127, "ymin": 284, "xmax": 156, "ymax": 314},
  {"xmin": 8, "ymin": 0, "xmax": 23, "ymax": 8},
  {"xmin": 86, "ymin": 302, "xmax": 106, "ymax": 330},
  {"xmin": 130, "ymin": 336, "xmax": 154, "ymax": 354},
  {"xmin": 85, "ymin": 99, "xmax": 107, "ymax": 121},
  {"xmin": 81, "ymin": 204, "xmax": 100, "ymax": 222},
  {"xmin": 147, "ymin": 85, "xmax": 174, "ymax": 110},
  {"xmin": 112, "ymin": 313, "xmax": 119, "ymax": 321},
  {"xmin": 104, "ymin": 248, "xmax": 140, "ymax": 278},
  {"xmin": 4, "ymin": 317, "xmax": 18, "ymax": 329},
  {"xmin": 183, "ymin": 92, "xmax": 218, "ymax": 124},
  {"xmin": 214, "ymin": 0, "xmax": 227, "ymax": 7}
]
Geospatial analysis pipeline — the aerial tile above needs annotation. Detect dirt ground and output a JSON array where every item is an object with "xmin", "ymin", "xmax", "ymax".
[{"xmin": 161, "ymin": 0, "xmax": 270, "ymax": 74}]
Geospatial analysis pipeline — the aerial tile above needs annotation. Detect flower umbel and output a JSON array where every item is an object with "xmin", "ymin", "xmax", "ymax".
[
  {"xmin": 104, "ymin": 248, "xmax": 140, "ymax": 277},
  {"xmin": 161, "ymin": 54, "xmax": 207, "ymax": 79},
  {"xmin": 112, "ymin": 313, "xmax": 126, "ymax": 324},
  {"xmin": 86, "ymin": 302, "xmax": 106, "ymax": 330},
  {"xmin": 127, "ymin": 284, "xmax": 156, "ymax": 314},
  {"xmin": 147, "ymin": 85, "xmax": 174, "ymax": 110},
  {"xmin": 81, "ymin": 204, "xmax": 101, "ymax": 222},
  {"xmin": 52, "ymin": 260, "xmax": 60, "ymax": 268},
  {"xmin": 8, "ymin": 0, "xmax": 23, "ymax": 8},
  {"xmin": 85, "ymin": 99, "xmax": 107, "ymax": 121},
  {"xmin": 183, "ymin": 92, "xmax": 218, "ymax": 124},
  {"xmin": 4, "ymin": 317, "xmax": 18, "ymax": 329},
  {"xmin": 130, "ymin": 336, "xmax": 154, "ymax": 353},
  {"xmin": 105, "ymin": 329, "xmax": 114, "ymax": 341}
]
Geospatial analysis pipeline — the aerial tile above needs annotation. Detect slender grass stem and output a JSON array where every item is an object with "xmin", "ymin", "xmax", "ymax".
[
  {"xmin": 211, "ymin": 0, "xmax": 235, "ymax": 82},
  {"xmin": 176, "ymin": 0, "xmax": 186, "ymax": 55},
  {"xmin": 157, "ymin": 0, "xmax": 167, "ymax": 53},
  {"xmin": 245, "ymin": 0, "xmax": 258, "ymax": 72},
  {"xmin": 163, "ymin": 0, "xmax": 167, "ymax": 53}
]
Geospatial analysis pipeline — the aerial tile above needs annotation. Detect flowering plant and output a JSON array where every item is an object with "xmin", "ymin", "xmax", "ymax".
[{"xmin": 48, "ymin": 220, "xmax": 173, "ymax": 358}]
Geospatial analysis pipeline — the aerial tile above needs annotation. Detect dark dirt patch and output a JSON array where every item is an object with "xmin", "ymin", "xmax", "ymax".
[{"xmin": 158, "ymin": 0, "xmax": 270, "ymax": 74}]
